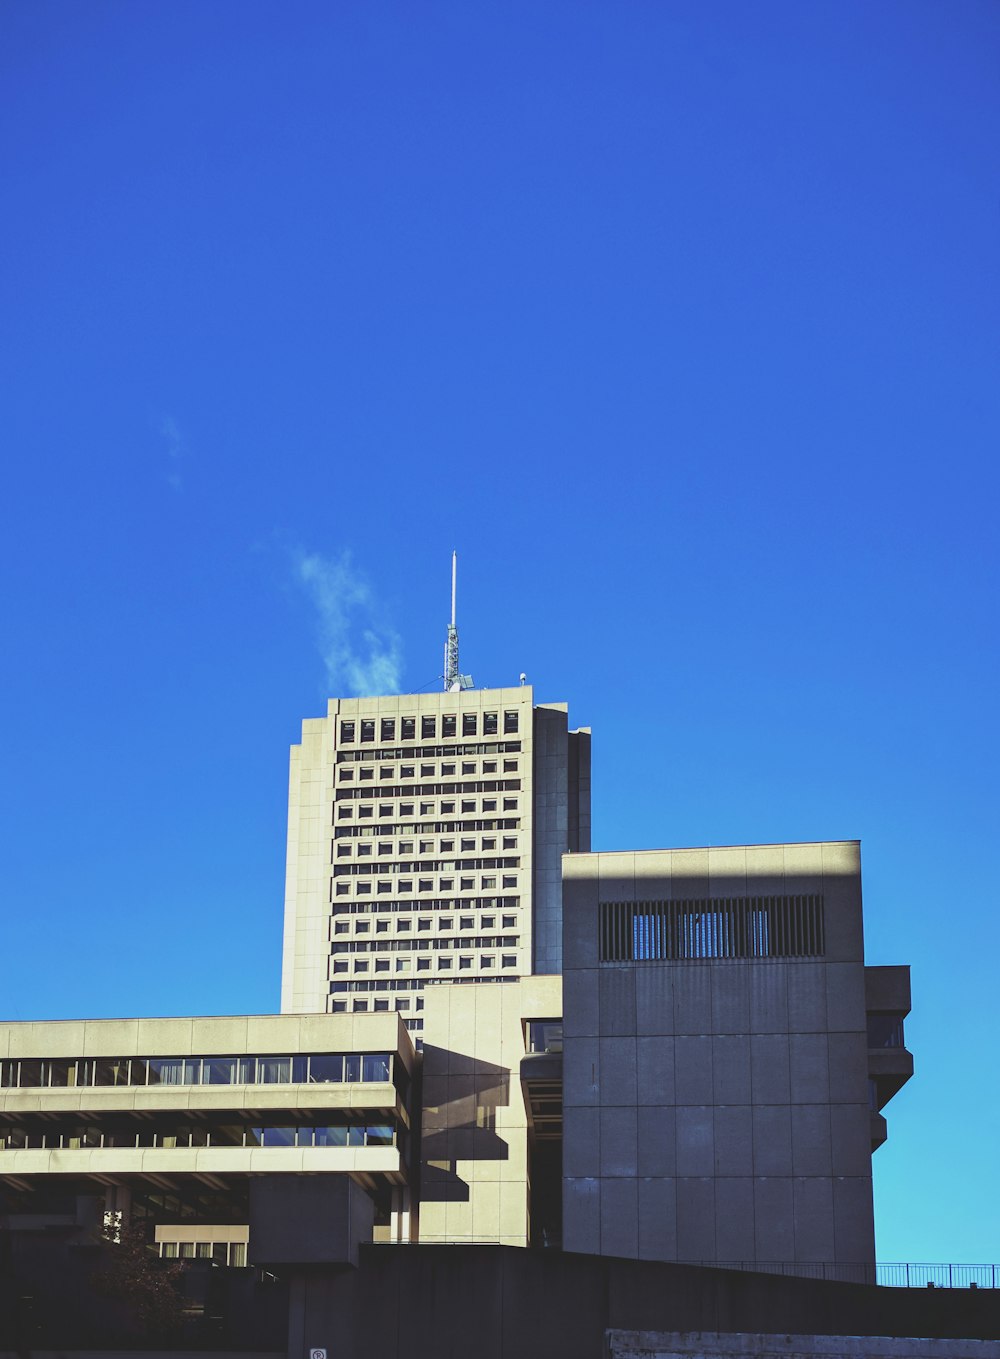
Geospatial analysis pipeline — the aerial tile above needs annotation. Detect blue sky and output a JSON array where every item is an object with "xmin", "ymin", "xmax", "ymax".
[{"xmin": 1, "ymin": 1, "xmax": 997, "ymax": 1263}]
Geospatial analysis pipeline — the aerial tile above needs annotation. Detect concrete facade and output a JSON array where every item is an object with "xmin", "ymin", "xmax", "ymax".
[
  {"xmin": 280, "ymin": 685, "xmax": 589, "ymax": 1040},
  {"xmin": 561, "ymin": 842, "xmax": 910, "ymax": 1275}
]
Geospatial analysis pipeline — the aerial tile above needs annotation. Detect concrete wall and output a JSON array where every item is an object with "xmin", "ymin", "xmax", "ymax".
[
  {"xmin": 419, "ymin": 974, "xmax": 561, "ymax": 1246},
  {"xmin": 562, "ymin": 843, "xmax": 876, "ymax": 1272},
  {"xmin": 531, "ymin": 707, "xmax": 591, "ymax": 974}
]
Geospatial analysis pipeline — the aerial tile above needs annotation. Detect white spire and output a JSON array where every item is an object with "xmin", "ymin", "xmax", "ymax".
[{"xmin": 443, "ymin": 551, "xmax": 472, "ymax": 692}]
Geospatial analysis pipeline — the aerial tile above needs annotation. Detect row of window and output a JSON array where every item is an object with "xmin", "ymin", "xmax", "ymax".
[
  {"xmin": 335, "ymin": 779, "xmax": 521, "ymax": 801},
  {"xmin": 330, "ymin": 976, "xmax": 517, "ymax": 993},
  {"xmin": 334, "ymin": 817, "xmax": 521, "ymax": 841},
  {"xmin": 337, "ymin": 836, "xmax": 518, "ymax": 859},
  {"xmin": 340, "ymin": 760, "xmax": 518, "ymax": 782},
  {"xmin": 338, "ymin": 740, "xmax": 522, "ymax": 764},
  {"xmin": 333, "ymin": 933, "xmax": 519, "ymax": 956},
  {"xmin": 333, "ymin": 914, "xmax": 518, "ymax": 936},
  {"xmin": 160, "ymin": 1241, "xmax": 247, "ymax": 1266},
  {"xmin": 340, "ymin": 712, "xmax": 519, "ymax": 744},
  {"xmin": 0, "ymin": 1121, "xmax": 398, "ymax": 1151},
  {"xmin": 337, "ymin": 798, "xmax": 518, "ymax": 820},
  {"xmin": 331, "ymin": 896, "xmax": 520, "ymax": 915},
  {"xmin": 332, "ymin": 856, "xmax": 519, "ymax": 876},
  {"xmin": 335, "ymin": 875, "xmax": 517, "ymax": 897},
  {"xmin": 334, "ymin": 953, "xmax": 519, "ymax": 975},
  {"xmin": 0, "ymin": 1052, "xmax": 394, "ymax": 1090}
]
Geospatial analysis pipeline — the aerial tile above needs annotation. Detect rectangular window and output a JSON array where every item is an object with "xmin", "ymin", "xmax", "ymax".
[
  {"xmin": 439, "ymin": 878, "xmax": 454, "ymax": 891},
  {"xmin": 417, "ymin": 957, "xmax": 431, "ymax": 970},
  {"xmin": 375, "ymin": 959, "xmax": 389, "ymax": 972},
  {"xmin": 483, "ymin": 760, "xmax": 497, "ymax": 773},
  {"xmin": 441, "ymin": 762, "xmax": 456, "ymax": 776},
  {"xmin": 379, "ymin": 805, "xmax": 393, "ymax": 818},
  {"xmin": 438, "ymin": 957, "xmax": 453, "ymax": 970},
  {"xmin": 442, "ymin": 715, "xmax": 457, "ymax": 737},
  {"xmin": 460, "ymin": 877, "xmax": 474, "ymax": 891},
  {"xmin": 418, "ymin": 879, "xmax": 433, "ymax": 892},
  {"xmin": 340, "ymin": 720, "xmax": 356, "ymax": 743},
  {"xmin": 422, "ymin": 716, "xmax": 436, "ymax": 738},
  {"xmin": 377, "ymin": 882, "xmax": 391, "ymax": 894},
  {"xmin": 441, "ymin": 801, "xmax": 455, "ymax": 813},
  {"xmin": 400, "ymin": 765, "xmax": 414, "ymax": 778},
  {"xmin": 461, "ymin": 800, "xmax": 475, "ymax": 813},
  {"xmin": 502, "ymin": 914, "xmax": 517, "ymax": 929},
  {"xmin": 503, "ymin": 711, "xmax": 518, "ymax": 734},
  {"xmin": 397, "ymin": 918, "xmax": 411, "ymax": 931},
  {"xmin": 483, "ymin": 712, "xmax": 498, "ymax": 735},
  {"xmin": 502, "ymin": 836, "xmax": 517, "ymax": 849},
  {"xmin": 460, "ymin": 916, "xmax": 474, "ymax": 929},
  {"xmin": 420, "ymin": 764, "xmax": 434, "ymax": 777},
  {"xmin": 501, "ymin": 954, "xmax": 517, "ymax": 967},
  {"xmin": 502, "ymin": 875, "xmax": 517, "ymax": 889},
  {"xmin": 439, "ymin": 917, "xmax": 454, "ymax": 930},
  {"xmin": 461, "ymin": 838, "xmax": 475, "ymax": 852},
  {"xmin": 401, "ymin": 717, "xmax": 416, "ymax": 740},
  {"xmin": 360, "ymin": 768, "xmax": 374, "ymax": 780},
  {"xmin": 483, "ymin": 799, "xmax": 497, "ymax": 811},
  {"xmin": 481, "ymin": 915, "xmax": 495, "ymax": 929},
  {"xmin": 503, "ymin": 798, "xmax": 517, "ymax": 811},
  {"xmin": 482, "ymin": 837, "xmax": 496, "ymax": 850},
  {"xmin": 462, "ymin": 761, "xmax": 476, "ymax": 774},
  {"xmin": 400, "ymin": 804, "xmax": 414, "ymax": 816},
  {"xmin": 398, "ymin": 880, "xmax": 412, "ymax": 893},
  {"xmin": 482, "ymin": 876, "xmax": 497, "ymax": 889},
  {"xmin": 378, "ymin": 842, "xmax": 392, "ymax": 855},
  {"xmin": 503, "ymin": 758, "xmax": 518, "ymax": 772},
  {"xmin": 379, "ymin": 766, "xmax": 393, "ymax": 780},
  {"xmin": 361, "ymin": 720, "xmax": 375, "ymax": 743},
  {"xmin": 418, "ymin": 918, "xmax": 432, "ymax": 931},
  {"xmin": 396, "ymin": 958, "xmax": 411, "ymax": 972},
  {"xmin": 381, "ymin": 719, "xmax": 395, "ymax": 742},
  {"xmin": 339, "ymin": 768, "xmax": 354, "ymax": 782},
  {"xmin": 459, "ymin": 956, "xmax": 473, "ymax": 970},
  {"xmin": 359, "ymin": 806, "xmax": 373, "ymax": 819},
  {"xmin": 481, "ymin": 955, "xmax": 495, "ymax": 967},
  {"xmin": 598, "ymin": 895, "xmax": 826, "ymax": 962},
  {"xmin": 440, "ymin": 839, "xmax": 455, "ymax": 851},
  {"xmin": 462, "ymin": 713, "xmax": 477, "ymax": 736}
]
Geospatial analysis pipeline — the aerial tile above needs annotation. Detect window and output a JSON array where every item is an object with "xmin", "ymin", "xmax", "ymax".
[
  {"xmin": 419, "ymin": 839, "xmax": 433, "ymax": 853},
  {"xmin": 379, "ymin": 766, "xmax": 393, "ymax": 780},
  {"xmin": 421, "ymin": 716, "xmax": 436, "ymax": 738},
  {"xmin": 462, "ymin": 713, "xmax": 477, "ymax": 736},
  {"xmin": 501, "ymin": 954, "xmax": 517, "ymax": 967},
  {"xmin": 502, "ymin": 876, "xmax": 517, "ymax": 889},
  {"xmin": 599, "ymin": 895, "xmax": 826, "ymax": 962},
  {"xmin": 334, "ymin": 921, "xmax": 349, "ymax": 934},
  {"xmin": 442, "ymin": 715, "xmax": 456, "ymax": 737},
  {"xmin": 504, "ymin": 759, "xmax": 518, "ymax": 772},
  {"xmin": 357, "ymin": 882, "xmax": 371, "ymax": 894},
  {"xmin": 417, "ymin": 957, "xmax": 431, "ymax": 971},
  {"xmin": 397, "ymin": 918, "xmax": 411, "ymax": 931},
  {"xmin": 401, "ymin": 717, "xmax": 416, "ymax": 740},
  {"xmin": 483, "ymin": 799, "xmax": 497, "ymax": 812},
  {"xmin": 503, "ymin": 710, "xmax": 518, "ymax": 733},
  {"xmin": 460, "ymin": 877, "xmax": 474, "ymax": 891},
  {"xmin": 333, "ymin": 961, "xmax": 348, "ymax": 974},
  {"xmin": 379, "ymin": 806, "xmax": 392, "ymax": 819},
  {"xmin": 375, "ymin": 959, "xmax": 389, "ymax": 972},
  {"xmin": 482, "ymin": 838, "xmax": 496, "ymax": 850},
  {"xmin": 439, "ymin": 917, "xmax": 454, "ymax": 930},
  {"xmin": 355, "ymin": 961, "xmax": 369, "ymax": 973},
  {"xmin": 482, "ymin": 876, "xmax": 497, "ymax": 889},
  {"xmin": 461, "ymin": 800, "xmax": 475, "ymax": 812},
  {"xmin": 459, "ymin": 956, "xmax": 473, "ymax": 970},
  {"xmin": 335, "ymin": 882, "xmax": 349, "ymax": 896},
  {"xmin": 331, "ymin": 1000, "xmax": 347, "ymax": 1012},
  {"xmin": 339, "ymin": 768, "xmax": 354, "ymax": 782},
  {"xmin": 400, "ymin": 765, "xmax": 414, "ymax": 778},
  {"xmin": 353, "ymin": 1000, "xmax": 369, "ymax": 1012},
  {"xmin": 439, "ymin": 878, "xmax": 454, "ymax": 891},
  {"xmin": 376, "ymin": 919, "xmax": 390, "ymax": 931},
  {"xmin": 418, "ymin": 879, "xmax": 433, "ymax": 892},
  {"xmin": 360, "ymin": 768, "xmax": 374, "ymax": 781},
  {"xmin": 400, "ymin": 803, "xmax": 414, "ymax": 816},
  {"xmin": 483, "ymin": 712, "xmax": 498, "ymax": 735},
  {"xmin": 356, "ymin": 921, "xmax": 370, "ymax": 934},
  {"xmin": 461, "ymin": 838, "xmax": 475, "ymax": 852},
  {"xmin": 503, "ymin": 836, "xmax": 517, "ymax": 850},
  {"xmin": 359, "ymin": 806, "xmax": 373, "ymax": 819},
  {"xmin": 438, "ymin": 957, "xmax": 453, "ymax": 970},
  {"xmin": 440, "ymin": 839, "xmax": 454, "ymax": 851},
  {"xmin": 357, "ymin": 843, "xmax": 371, "ymax": 856},
  {"xmin": 418, "ymin": 918, "xmax": 431, "ymax": 931},
  {"xmin": 396, "ymin": 958, "xmax": 411, "ymax": 972},
  {"xmin": 399, "ymin": 841, "xmax": 414, "ymax": 854},
  {"xmin": 337, "ymin": 844, "xmax": 351, "ymax": 858},
  {"xmin": 483, "ymin": 761, "xmax": 497, "ymax": 773},
  {"xmin": 420, "ymin": 802, "xmax": 434, "ymax": 815},
  {"xmin": 441, "ymin": 801, "xmax": 455, "ymax": 813},
  {"xmin": 340, "ymin": 720, "xmax": 356, "ymax": 743},
  {"xmin": 481, "ymin": 915, "xmax": 495, "ymax": 929},
  {"xmin": 481, "ymin": 955, "xmax": 495, "ymax": 968},
  {"xmin": 462, "ymin": 761, "xmax": 475, "ymax": 774},
  {"xmin": 338, "ymin": 808, "xmax": 353, "ymax": 821},
  {"xmin": 441, "ymin": 762, "xmax": 456, "ymax": 776},
  {"xmin": 381, "ymin": 719, "xmax": 395, "ymax": 742},
  {"xmin": 361, "ymin": 720, "xmax": 375, "ymax": 743},
  {"xmin": 378, "ymin": 842, "xmax": 392, "ymax": 855},
  {"xmin": 399, "ymin": 880, "xmax": 412, "ymax": 893},
  {"xmin": 420, "ymin": 764, "xmax": 434, "ymax": 777},
  {"xmin": 460, "ymin": 916, "xmax": 474, "ymax": 930},
  {"xmin": 374, "ymin": 999, "xmax": 389, "ymax": 1011}
]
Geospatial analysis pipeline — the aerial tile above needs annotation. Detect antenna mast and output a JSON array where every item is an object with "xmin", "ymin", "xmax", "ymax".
[{"xmin": 443, "ymin": 551, "xmax": 473, "ymax": 692}]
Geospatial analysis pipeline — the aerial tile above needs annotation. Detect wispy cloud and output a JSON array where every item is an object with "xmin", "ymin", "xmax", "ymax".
[
  {"xmin": 294, "ymin": 549, "xmax": 403, "ymax": 696},
  {"xmin": 159, "ymin": 416, "xmax": 183, "ymax": 491}
]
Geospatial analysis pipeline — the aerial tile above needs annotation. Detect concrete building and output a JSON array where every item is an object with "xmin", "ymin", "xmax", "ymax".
[
  {"xmin": 560, "ymin": 842, "xmax": 912, "ymax": 1276},
  {"xmin": 280, "ymin": 684, "xmax": 591, "ymax": 1032}
]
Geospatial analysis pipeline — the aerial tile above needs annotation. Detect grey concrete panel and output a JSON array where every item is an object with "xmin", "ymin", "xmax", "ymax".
[
  {"xmin": 601, "ymin": 1176, "xmax": 639, "ymax": 1259},
  {"xmin": 752, "ymin": 1105, "xmax": 793, "ymax": 1176},
  {"xmin": 600, "ymin": 968, "xmax": 637, "ymax": 1036},
  {"xmin": 599, "ymin": 1036, "xmax": 638, "ymax": 1105},
  {"xmin": 830, "ymin": 1104, "xmax": 874, "ymax": 1176},
  {"xmin": 635, "ymin": 966, "xmax": 675, "ymax": 1035},
  {"xmin": 792, "ymin": 1177, "xmax": 836, "ymax": 1262},
  {"xmin": 637, "ymin": 1035, "xmax": 675, "ymax": 1106},
  {"xmin": 824, "ymin": 962, "xmax": 868, "ymax": 1032},
  {"xmin": 563, "ymin": 967, "xmax": 600, "ymax": 1038},
  {"xmin": 833, "ymin": 1175, "xmax": 876, "ymax": 1264},
  {"xmin": 787, "ymin": 962, "xmax": 828, "ymax": 1032},
  {"xmin": 750, "ymin": 965, "xmax": 788, "ymax": 1033},
  {"xmin": 600, "ymin": 1104, "xmax": 638, "ymax": 1177},
  {"xmin": 750, "ymin": 1034, "xmax": 790, "ymax": 1104},
  {"xmin": 674, "ymin": 1035, "xmax": 714, "ymax": 1105},
  {"xmin": 711, "ymin": 965, "xmax": 751, "ymax": 1035},
  {"xmin": 715, "ymin": 1176, "xmax": 755, "ymax": 1261},
  {"xmin": 714, "ymin": 1104, "xmax": 753, "ymax": 1177},
  {"xmin": 564, "ymin": 1105, "xmax": 601, "ymax": 1178},
  {"xmin": 673, "ymin": 966, "xmax": 713, "ymax": 1033},
  {"xmin": 563, "ymin": 876, "xmax": 600, "ymax": 970},
  {"xmin": 788, "ymin": 1033, "xmax": 831, "ymax": 1104},
  {"xmin": 827, "ymin": 1031, "xmax": 868, "ymax": 1103},
  {"xmin": 675, "ymin": 1106, "xmax": 715, "ymax": 1176},
  {"xmin": 754, "ymin": 1176, "xmax": 795, "ymax": 1262},
  {"xmin": 791, "ymin": 1105, "xmax": 833, "ymax": 1176},
  {"xmin": 637, "ymin": 1177, "xmax": 677, "ymax": 1262},
  {"xmin": 712, "ymin": 1035, "xmax": 751, "ymax": 1105},
  {"xmin": 564, "ymin": 1036, "xmax": 600, "ymax": 1108},
  {"xmin": 821, "ymin": 866, "xmax": 865, "ymax": 962},
  {"xmin": 563, "ymin": 1176, "xmax": 601, "ymax": 1254},
  {"xmin": 675, "ymin": 1177, "xmax": 716, "ymax": 1262},
  {"xmin": 637, "ymin": 1105, "xmax": 677, "ymax": 1177}
]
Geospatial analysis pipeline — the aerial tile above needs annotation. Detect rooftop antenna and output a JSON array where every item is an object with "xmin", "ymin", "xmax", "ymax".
[{"xmin": 443, "ymin": 551, "xmax": 473, "ymax": 692}]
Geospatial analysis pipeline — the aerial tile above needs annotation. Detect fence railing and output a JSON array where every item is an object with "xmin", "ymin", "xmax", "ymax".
[{"xmin": 699, "ymin": 1261, "xmax": 999, "ymax": 1289}]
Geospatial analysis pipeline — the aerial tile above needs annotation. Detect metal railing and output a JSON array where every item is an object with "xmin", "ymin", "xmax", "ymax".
[{"xmin": 698, "ymin": 1261, "xmax": 999, "ymax": 1289}]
